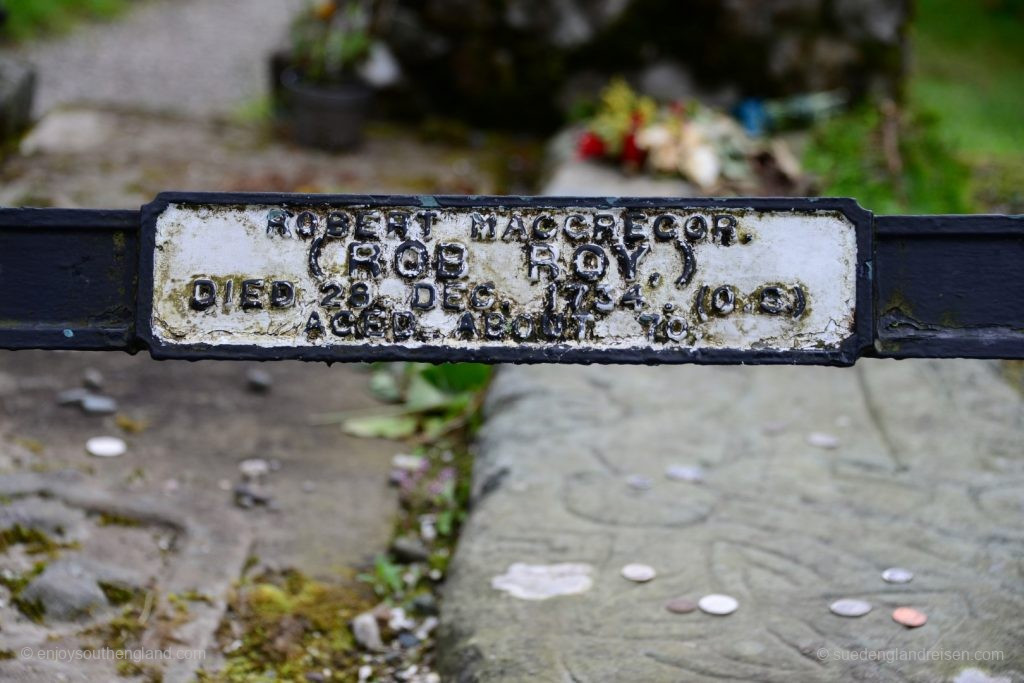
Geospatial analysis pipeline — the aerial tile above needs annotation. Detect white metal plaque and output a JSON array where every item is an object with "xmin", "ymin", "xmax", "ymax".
[{"xmin": 147, "ymin": 200, "xmax": 858, "ymax": 361}]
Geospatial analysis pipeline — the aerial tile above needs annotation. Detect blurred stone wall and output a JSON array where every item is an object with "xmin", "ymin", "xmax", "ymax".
[{"xmin": 380, "ymin": 0, "xmax": 910, "ymax": 130}]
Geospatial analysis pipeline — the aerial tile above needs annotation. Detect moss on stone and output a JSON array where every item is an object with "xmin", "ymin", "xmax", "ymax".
[{"xmin": 199, "ymin": 569, "xmax": 374, "ymax": 682}]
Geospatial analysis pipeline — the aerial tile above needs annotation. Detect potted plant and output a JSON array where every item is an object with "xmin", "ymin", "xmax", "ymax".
[{"xmin": 281, "ymin": 0, "xmax": 376, "ymax": 150}]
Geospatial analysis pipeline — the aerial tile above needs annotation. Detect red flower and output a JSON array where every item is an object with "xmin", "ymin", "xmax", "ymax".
[
  {"xmin": 621, "ymin": 131, "xmax": 646, "ymax": 166},
  {"xmin": 578, "ymin": 131, "xmax": 606, "ymax": 159}
]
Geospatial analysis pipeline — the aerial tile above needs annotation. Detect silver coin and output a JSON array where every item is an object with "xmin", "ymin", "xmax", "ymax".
[
  {"xmin": 698, "ymin": 593, "xmax": 738, "ymax": 615},
  {"xmin": 626, "ymin": 474, "xmax": 653, "ymax": 491},
  {"xmin": 806, "ymin": 432, "xmax": 840, "ymax": 449},
  {"xmin": 86, "ymin": 436, "xmax": 126, "ymax": 458},
  {"xmin": 665, "ymin": 464, "xmax": 704, "ymax": 483},
  {"xmin": 81, "ymin": 395, "xmax": 117, "ymax": 415},
  {"xmin": 829, "ymin": 598, "xmax": 872, "ymax": 617},
  {"xmin": 621, "ymin": 563, "xmax": 656, "ymax": 582},
  {"xmin": 882, "ymin": 567, "xmax": 914, "ymax": 584}
]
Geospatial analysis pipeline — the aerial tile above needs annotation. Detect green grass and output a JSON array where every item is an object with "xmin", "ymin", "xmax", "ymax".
[
  {"xmin": 911, "ymin": 0, "xmax": 1024, "ymax": 160},
  {"xmin": 806, "ymin": 0, "xmax": 1024, "ymax": 214},
  {"xmin": 2, "ymin": 0, "xmax": 128, "ymax": 42}
]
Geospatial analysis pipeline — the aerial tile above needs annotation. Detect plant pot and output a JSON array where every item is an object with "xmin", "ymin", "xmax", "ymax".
[{"xmin": 280, "ymin": 68, "xmax": 372, "ymax": 151}]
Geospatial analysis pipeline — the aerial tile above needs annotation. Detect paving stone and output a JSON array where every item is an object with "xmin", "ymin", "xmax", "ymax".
[
  {"xmin": 20, "ymin": 559, "xmax": 110, "ymax": 622},
  {"xmin": 438, "ymin": 360, "xmax": 1024, "ymax": 681}
]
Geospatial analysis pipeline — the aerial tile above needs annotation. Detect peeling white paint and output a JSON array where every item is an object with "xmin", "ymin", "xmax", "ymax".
[{"xmin": 150, "ymin": 203, "xmax": 857, "ymax": 354}]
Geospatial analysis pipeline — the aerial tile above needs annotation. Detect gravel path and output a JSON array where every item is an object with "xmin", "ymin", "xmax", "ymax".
[{"xmin": 6, "ymin": 0, "xmax": 296, "ymax": 117}]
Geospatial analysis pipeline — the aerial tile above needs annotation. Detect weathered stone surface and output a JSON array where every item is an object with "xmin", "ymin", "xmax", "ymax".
[
  {"xmin": 20, "ymin": 559, "xmax": 110, "ymax": 622},
  {"xmin": 439, "ymin": 360, "xmax": 1024, "ymax": 681}
]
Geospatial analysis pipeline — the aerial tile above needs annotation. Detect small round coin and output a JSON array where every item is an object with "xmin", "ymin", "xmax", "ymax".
[
  {"xmin": 665, "ymin": 464, "xmax": 704, "ymax": 483},
  {"xmin": 665, "ymin": 597, "xmax": 698, "ymax": 614},
  {"xmin": 892, "ymin": 607, "xmax": 927, "ymax": 628},
  {"xmin": 881, "ymin": 567, "xmax": 914, "ymax": 584},
  {"xmin": 829, "ymin": 599, "xmax": 872, "ymax": 617},
  {"xmin": 806, "ymin": 432, "xmax": 840, "ymax": 449},
  {"xmin": 86, "ymin": 436, "xmax": 126, "ymax": 458},
  {"xmin": 621, "ymin": 563, "xmax": 656, "ymax": 583},
  {"xmin": 625, "ymin": 474, "xmax": 653, "ymax": 491},
  {"xmin": 698, "ymin": 594, "xmax": 738, "ymax": 616}
]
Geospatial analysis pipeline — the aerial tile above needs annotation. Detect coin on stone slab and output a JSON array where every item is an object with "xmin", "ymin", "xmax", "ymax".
[
  {"xmin": 86, "ymin": 436, "xmax": 126, "ymax": 458},
  {"xmin": 892, "ymin": 607, "xmax": 927, "ymax": 628},
  {"xmin": 829, "ymin": 599, "xmax": 872, "ymax": 617},
  {"xmin": 698, "ymin": 594, "xmax": 738, "ymax": 615},
  {"xmin": 882, "ymin": 567, "xmax": 914, "ymax": 584},
  {"xmin": 665, "ymin": 597, "xmax": 698, "ymax": 614},
  {"xmin": 621, "ymin": 564, "xmax": 656, "ymax": 583}
]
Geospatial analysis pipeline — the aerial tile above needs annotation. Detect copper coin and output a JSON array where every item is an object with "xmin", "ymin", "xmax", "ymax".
[
  {"xmin": 665, "ymin": 597, "xmax": 698, "ymax": 614},
  {"xmin": 892, "ymin": 607, "xmax": 927, "ymax": 628}
]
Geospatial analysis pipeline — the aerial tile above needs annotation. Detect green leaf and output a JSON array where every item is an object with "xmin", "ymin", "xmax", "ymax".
[
  {"xmin": 369, "ymin": 369, "xmax": 402, "ymax": 403},
  {"xmin": 341, "ymin": 415, "xmax": 418, "ymax": 439},
  {"xmin": 404, "ymin": 374, "xmax": 450, "ymax": 412},
  {"xmin": 420, "ymin": 363, "xmax": 492, "ymax": 393},
  {"xmin": 375, "ymin": 556, "xmax": 404, "ymax": 595},
  {"xmin": 436, "ymin": 510, "xmax": 454, "ymax": 537}
]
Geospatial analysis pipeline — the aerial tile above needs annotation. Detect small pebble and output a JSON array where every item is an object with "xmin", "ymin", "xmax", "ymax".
[
  {"xmin": 415, "ymin": 615, "xmax": 439, "ymax": 640},
  {"xmin": 419, "ymin": 515, "xmax": 437, "ymax": 542},
  {"xmin": 246, "ymin": 368, "xmax": 273, "ymax": 392},
  {"xmin": 626, "ymin": 474, "xmax": 653, "ymax": 491},
  {"xmin": 665, "ymin": 464, "xmax": 704, "ymax": 482},
  {"xmin": 233, "ymin": 482, "xmax": 273, "ymax": 509},
  {"xmin": 882, "ymin": 567, "xmax": 914, "ymax": 584},
  {"xmin": 81, "ymin": 395, "xmax": 117, "ymax": 415},
  {"xmin": 82, "ymin": 368, "xmax": 104, "ymax": 390},
  {"xmin": 892, "ymin": 606, "xmax": 927, "ymax": 628},
  {"xmin": 397, "ymin": 632, "xmax": 420, "ymax": 648},
  {"xmin": 829, "ymin": 598, "xmax": 872, "ymax": 617},
  {"xmin": 86, "ymin": 436, "xmax": 126, "ymax": 458},
  {"xmin": 238, "ymin": 458, "xmax": 270, "ymax": 480},
  {"xmin": 665, "ymin": 597, "xmax": 698, "ymax": 614},
  {"xmin": 806, "ymin": 432, "xmax": 840, "ymax": 449},
  {"xmin": 392, "ymin": 454, "xmax": 425, "ymax": 471},
  {"xmin": 352, "ymin": 612, "xmax": 385, "ymax": 651},
  {"xmin": 411, "ymin": 594, "xmax": 438, "ymax": 616},
  {"xmin": 357, "ymin": 665, "xmax": 372, "ymax": 682},
  {"xmin": 391, "ymin": 536, "xmax": 430, "ymax": 563},
  {"xmin": 57, "ymin": 388, "xmax": 90, "ymax": 406},
  {"xmin": 621, "ymin": 563, "xmax": 656, "ymax": 583},
  {"xmin": 698, "ymin": 594, "xmax": 739, "ymax": 615}
]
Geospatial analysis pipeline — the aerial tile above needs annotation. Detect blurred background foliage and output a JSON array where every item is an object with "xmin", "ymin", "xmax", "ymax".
[
  {"xmin": 2, "ymin": 0, "xmax": 1020, "ymax": 216},
  {"xmin": 1, "ymin": 0, "xmax": 127, "ymax": 42},
  {"xmin": 806, "ymin": 0, "xmax": 1024, "ymax": 214}
]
